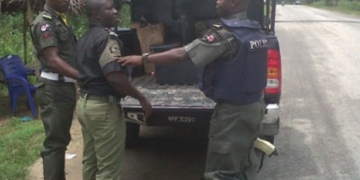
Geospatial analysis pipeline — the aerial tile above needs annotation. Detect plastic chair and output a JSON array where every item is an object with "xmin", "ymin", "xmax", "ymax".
[{"xmin": 0, "ymin": 55, "xmax": 37, "ymax": 117}]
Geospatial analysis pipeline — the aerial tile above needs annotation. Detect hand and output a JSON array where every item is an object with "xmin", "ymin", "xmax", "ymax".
[
  {"xmin": 117, "ymin": 55, "xmax": 142, "ymax": 67},
  {"xmin": 139, "ymin": 98, "xmax": 152, "ymax": 120}
]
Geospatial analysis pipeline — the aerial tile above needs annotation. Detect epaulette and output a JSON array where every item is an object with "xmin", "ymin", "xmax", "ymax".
[
  {"xmin": 105, "ymin": 28, "xmax": 118, "ymax": 37},
  {"xmin": 42, "ymin": 13, "xmax": 53, "ymax": 20},
  {"xmin": 109, "ymin": 31, "xmax": 118, "ymax": 37},
  {"xmin": 212, "ymin": 24, "xmax": 223, "ymax": 29}
]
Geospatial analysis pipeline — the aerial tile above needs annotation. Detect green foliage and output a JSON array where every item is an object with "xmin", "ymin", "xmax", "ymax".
[
  {"xmin": 0, "ymin": 118, "xmax": 44, "ymax": 180},
  {"xmin": 0, "ymin": 13, "xmax": 35, "ymax": 96},
  {"xmin": 0, "ymin": 13, "xmax": 35, "ymax": 65},
  {"xmin": 119, "ymin": 4, "xmax": 131, "ymax": 28},
  {"xmin": 68, "ymin": 12, "xmax": 89, "ymax": 37},
  {"xmin": 311, "ymin": 1, "xmax": 360, "ymax": 15}
]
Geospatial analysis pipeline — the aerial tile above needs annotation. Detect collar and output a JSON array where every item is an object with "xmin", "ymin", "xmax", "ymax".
[
  {"xmin": 224, "ymin": 12, "xmax": 247, "ymax": 20},
  {"xmin": 89, "ymin": 20, "xmax": 115, "ymax": 30},
  {"xmin": 55, "ymin": 11, "xmax": 66, "ymax": 18},
  {"xmin": 44, "ymin": 4, "xmax": 60, "ymax": 18},
  {"xmin": 89, "ymin": 21, "xmax": 107, "ymax": 28}
]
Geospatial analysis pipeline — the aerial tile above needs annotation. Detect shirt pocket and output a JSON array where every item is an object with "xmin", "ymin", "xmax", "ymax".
[
  {"xmin": 58, "ymin": 30, "xmax": 70, "ymax": 42},
  {"xmin": 57, "ymin": 24, "xmax": 70, "ymax": 42}
]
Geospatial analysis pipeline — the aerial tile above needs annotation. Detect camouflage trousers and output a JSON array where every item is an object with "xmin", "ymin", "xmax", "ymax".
[
  {"xmin": 36, "ymin": 78, "xmax": 76, "ymax": 180},
  {"xmin": 204, "ymin": 99, "xmax": 266, "ymax": 180},
  {"xmin": 76, "ymin": 93, "xmax": 126, "ymax": 180}
]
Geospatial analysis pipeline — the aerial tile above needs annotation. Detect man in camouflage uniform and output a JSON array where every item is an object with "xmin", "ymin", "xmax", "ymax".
[
  {"xmin": 75, "ymin": 0, "xmax": 152, "ymax": 179},
  {"xmin": 30, "ymin": 0, "xmax": 78, "ymax": 179},
  {"xmin": 119, "ymin": 0, "xmax": 268, "ymax": 179}
]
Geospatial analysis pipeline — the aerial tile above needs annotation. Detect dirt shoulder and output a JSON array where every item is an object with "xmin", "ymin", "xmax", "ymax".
[{"xmin": 27, "ymin": 118, "xmax": 84, "ymax": 180}]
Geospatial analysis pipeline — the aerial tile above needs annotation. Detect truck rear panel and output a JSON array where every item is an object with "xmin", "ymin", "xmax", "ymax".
[{"xmin": 121, "ymin": 75, "xmax": 215, "ymax": 126}]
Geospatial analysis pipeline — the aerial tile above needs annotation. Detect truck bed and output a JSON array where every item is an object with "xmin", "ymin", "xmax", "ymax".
[
  {"xmin": 121, "ymin": 75, "xmax": 215, "ymax": 126},
  {"xmin": 121, "ymin": 75, "xmax": 215, "ymax": 109}
]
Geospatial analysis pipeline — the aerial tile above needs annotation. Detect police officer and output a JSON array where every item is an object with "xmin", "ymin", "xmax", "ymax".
[
  {"xmin": 76, "ymin": 0, "xmax": 152, "ymax": 179},
  {"xmin": 119, "ymin": 0, "xmax": 267, "ymax": 179},
  {"xmin": 30, "ymin": 0, "xmax": 78, "ymax": 179}
]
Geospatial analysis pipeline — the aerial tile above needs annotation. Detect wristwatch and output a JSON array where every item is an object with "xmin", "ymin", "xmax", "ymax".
[{"xmin": 141, "ymin": 53, "xmax": 150, "ymax": 64}]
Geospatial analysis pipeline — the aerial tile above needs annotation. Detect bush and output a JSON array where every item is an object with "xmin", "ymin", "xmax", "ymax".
[{"xmin": 311, "ymin": 1, "xmax": 360, "ymax": 15}]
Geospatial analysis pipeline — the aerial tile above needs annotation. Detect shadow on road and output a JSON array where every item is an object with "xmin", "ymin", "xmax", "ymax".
[
  {"xmin": 256, "ymin": 126, "xmax": 318, "ymax": 180},
  {"xmin": 123, "ymin": 126, "xmax": 208, "ymax": 180}
]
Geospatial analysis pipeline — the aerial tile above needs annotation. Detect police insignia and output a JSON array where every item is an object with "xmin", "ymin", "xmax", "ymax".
[
  {"xmin": 109, "ymin": 45, "xmax": 121, "ymax": 56},
  {"xmin": 42, "ymin": 32, "xmax": 51, "ymax": 38},
  {"xmin": 202, "ymin": 34, "xmax": 216, "ymax": 43},
  {"xmin": 40, "ymin": 24, "xmax": 51, "ymax": 38},
  {"xmin": 40, "ymin": 24, "xmax": 49, "ymax": 32}
]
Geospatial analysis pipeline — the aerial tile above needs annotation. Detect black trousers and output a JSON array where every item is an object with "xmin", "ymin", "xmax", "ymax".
[{"xmin": 36, "ymin": 78, "xmax": 76, "ymax": 180}]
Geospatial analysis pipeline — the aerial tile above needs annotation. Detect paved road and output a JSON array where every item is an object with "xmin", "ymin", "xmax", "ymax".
[
  {"xmin": 258, "ymin": 5, "xmax": 360, "ymax": 180},
  {"xmin": 123, "ymin": 5, "xmax": 360, "ymax": 180}
]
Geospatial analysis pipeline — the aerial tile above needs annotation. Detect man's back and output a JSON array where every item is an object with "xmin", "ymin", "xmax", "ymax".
[{"xmin": 76, "ymin": 24, "xmax": 125, "ymax": 97}]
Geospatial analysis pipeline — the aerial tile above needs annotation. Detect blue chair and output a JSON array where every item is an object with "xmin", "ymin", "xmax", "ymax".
[{"xmin": 0, "ymin": 55, "xmax": 37, "ymax": 117}]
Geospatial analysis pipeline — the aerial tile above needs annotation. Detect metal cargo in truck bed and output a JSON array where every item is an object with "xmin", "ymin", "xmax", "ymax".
[{"xmin": 121, "ymin": 76, "xmax": 215, "ymax": 126}]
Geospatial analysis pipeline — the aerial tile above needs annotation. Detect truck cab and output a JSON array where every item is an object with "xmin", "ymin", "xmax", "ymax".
[{"xmin": 117, "ymin": 0, "xmax": 281, "ymax": 145}]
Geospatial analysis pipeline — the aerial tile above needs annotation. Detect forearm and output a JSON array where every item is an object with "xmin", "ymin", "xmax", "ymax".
[
  {"xmin": 107, "ymin": 73, "xmax": 146, "ymax": 101},
  {"xmin": 115, "ymin": 82, "xmax": 146, "ymax": 101},
  {"xmin": 48, "ymin": 58, "xmax": 78, "ymax": 79},
  {"xmin": 147, "ymin": 47, "xmax": 189, "ymax": 64}
]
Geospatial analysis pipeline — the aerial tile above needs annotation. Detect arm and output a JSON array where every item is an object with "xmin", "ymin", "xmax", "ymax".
[
  {"xmin": 42, "ymin": 47, "xmax": 78, "ymax": 79},
  {"xmin": 32, "ymin": 21, "xmax": 78, "ymax": 79},
  {"xmin": 147, "ymin": 48, "xmax": 189, "ymax": 64},
  {"xmin": 106, "ymin": 71, "xmax": 152, "ymax": 119},
  {"xmin": 98, "ymin": 34, "xmax": 152, "ymax": 119},
  {"xmin": 118, "ymin": 47, "xmax": 189, "ymax": 67},
  {"xmin": 106, "ymin": 72, "xmax": 146, "ymax": 102},
  {"xmin": 118, "ymin": 28, "xmax": 235, "ymax": 68}
]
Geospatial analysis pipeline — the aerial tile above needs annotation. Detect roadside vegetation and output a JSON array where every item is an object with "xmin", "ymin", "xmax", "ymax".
[
  {"xmin": 310, "ymin": 0, "xmax": 360, "ymax": 16},
  {"xmin": 0, "ymin": 118, "xmax": 44, "ymax": 180}
]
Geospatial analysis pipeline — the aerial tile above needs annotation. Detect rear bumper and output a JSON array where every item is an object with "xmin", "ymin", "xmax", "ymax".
[
  {"xmin": 123, "ymin": 103, "xmax": 280, "ymax": 135},
  {"xmin": 261, "ymin": 104, "xmax": 280, "ymax": 136}
]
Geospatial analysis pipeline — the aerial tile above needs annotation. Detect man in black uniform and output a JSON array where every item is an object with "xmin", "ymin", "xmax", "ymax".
[
  {"xmin": 76, "ymin": 0, "xmax": 152, "ymax": 179},
  {"xmin": 119, "ymin": 0, "xmax": 268, "ymax": 179},
  {"xmin": 30, "ymin": 0, "xmax": 78, "ymax": 179}
]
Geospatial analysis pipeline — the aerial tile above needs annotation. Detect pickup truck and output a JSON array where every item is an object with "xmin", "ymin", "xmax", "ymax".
[{"xmin": 117, "ymin": 0, "xmax": 281, "ymax": 145}]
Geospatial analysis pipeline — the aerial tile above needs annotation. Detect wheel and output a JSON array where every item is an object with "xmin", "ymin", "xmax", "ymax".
[{"xmin": 125, "ymin": 122, "xmax": 140, "ymax": 147}]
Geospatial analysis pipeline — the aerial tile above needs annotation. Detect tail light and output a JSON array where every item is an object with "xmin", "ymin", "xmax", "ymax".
[{"xmin": 265, "ymin": 49, "xmax": 282, "ymax": 95}]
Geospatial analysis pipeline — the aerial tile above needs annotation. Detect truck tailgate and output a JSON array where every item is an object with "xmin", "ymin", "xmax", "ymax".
[
  {"xmin": 122, "ymin": 76, "xmax": 215, "ymax": 109},
  {"xmin": 121, "ymin": 76, "xmax": 215, "ymax": 126}
]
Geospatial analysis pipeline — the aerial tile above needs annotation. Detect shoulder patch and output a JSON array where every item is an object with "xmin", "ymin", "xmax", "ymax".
[
  {"xmin": 202, "ymin": 34, "xmax": 216, "ymax": 43},
  {"xmin": 42, "ymin": 14, "xmax": 53, "ymax": 20}
]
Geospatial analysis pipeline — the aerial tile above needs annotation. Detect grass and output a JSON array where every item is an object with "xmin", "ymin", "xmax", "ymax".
[
  {"xmin": 0, "ymin": 118, "xmax": 44, "ymax": 180},
  {"xmin": 310, "ymin": 1, "xmax": 360, "ymax": 16}
]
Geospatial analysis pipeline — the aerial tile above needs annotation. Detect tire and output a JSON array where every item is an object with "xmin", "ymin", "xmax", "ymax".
[{"xmin": 125, "ymin": 122, "xmax": 140, "ymax": 147}]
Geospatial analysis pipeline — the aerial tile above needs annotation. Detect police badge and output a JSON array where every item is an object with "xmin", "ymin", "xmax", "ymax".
[{"xmin": 109, "ymin": 45, "xmax": 121, "ymax": 57}]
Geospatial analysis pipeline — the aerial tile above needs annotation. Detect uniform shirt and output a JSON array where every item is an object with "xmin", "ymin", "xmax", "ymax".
[
  {"xmin": 30, "ymin": 4, "xmax": 76, "ymax": 72},
  {"xmin": 76, "ymin": 22, "xmax": 126, "ymax": 97},
  {"xmin": 184, "ymin": 12, "xmax": 247, "ymax": 68}
]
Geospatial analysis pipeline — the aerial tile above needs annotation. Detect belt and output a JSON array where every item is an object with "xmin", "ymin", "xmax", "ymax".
[
  {"xmin": 40, "ymin": 71, "xmax": 76, "ymax": 83},
  {"xmin": 80, "ymin": 92, "xmax": 119, "ymax": 103}
]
